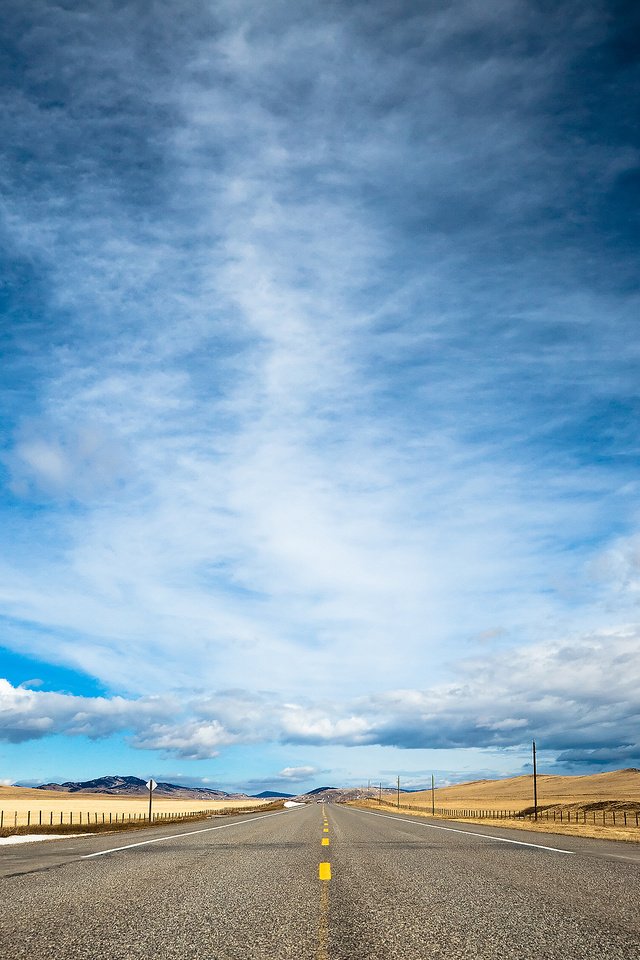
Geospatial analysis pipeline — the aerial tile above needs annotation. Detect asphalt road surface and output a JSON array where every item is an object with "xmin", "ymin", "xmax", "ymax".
[{"xmin": 1, "ymin": 803, "xmax": 639, "ymax": 959}]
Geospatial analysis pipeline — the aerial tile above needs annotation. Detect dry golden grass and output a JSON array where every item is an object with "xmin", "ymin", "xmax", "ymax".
[
  {"xmin": 350, "ymin": 769, "xmax": 640, "ymax": 844},
  {"xmin": 0, "ymin": 786, "xmax": 267, "ymax": 827},
  {"xmin": 401, "ymin": 768, "xmax": 640, "ymax": 812},
  {"xmin": 354, "ymin": 798, "xmax": 640, "ymax": 843}
]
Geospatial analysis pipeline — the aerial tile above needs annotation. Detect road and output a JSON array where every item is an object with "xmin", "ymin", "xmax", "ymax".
[{"xmin": 1, "ymin": 803, "xmax": 639, "ymax": 959}]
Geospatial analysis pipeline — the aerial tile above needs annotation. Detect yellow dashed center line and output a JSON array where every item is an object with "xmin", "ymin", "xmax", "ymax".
[
  {"xmin": 317, "ymin": 882, "xmax": 329, "ymax": 960},
  {"xmin": 322, "ymin": 837, "xmax": 329, "ymax": 846},
  {"xmin": 319, "ymin": 861, "xmax": 332, "ymax": 880}
]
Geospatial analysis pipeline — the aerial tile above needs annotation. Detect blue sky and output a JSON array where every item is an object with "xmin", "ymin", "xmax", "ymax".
[{"xmin": 1, "ymin": 0, "xmax": 639, "ymax": 794}]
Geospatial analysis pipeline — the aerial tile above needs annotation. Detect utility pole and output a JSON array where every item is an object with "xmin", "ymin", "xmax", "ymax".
[
  {"xmin": 431, "ymin": 774, "xmax": 435, "ymax": 816},
  {"xmin": 532, "ymin": 740, "xmax": 538, "ymax": 822},
  {"xmin": 368, "ymin": 778, "xmax": 370, "ymax": 799},
  {"xmin": 397, "ymin": 775, "xmax": 400, "ymax": 809},
  {"xmin": 379, "ymin": 782, "xmax": 382, "ymax": 804}
]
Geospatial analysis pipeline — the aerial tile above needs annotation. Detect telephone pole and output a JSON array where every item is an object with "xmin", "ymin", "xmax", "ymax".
[
  {"xmin": 431, "ymin": 773, "xmax": 435, "ymax": 816},
  {"xmin": 531, "ymin": 740, "xmax": 538, "ymax": 822},
  {"xmin": 397, "ymin": 775, "xmax": 400, "ymax": 809},
  {"xmin": 532, "ymin": 740, "xmax": 538, "ymax": 822}
]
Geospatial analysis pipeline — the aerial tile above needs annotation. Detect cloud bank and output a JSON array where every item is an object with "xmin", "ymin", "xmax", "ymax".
[{"xmin": 2, "ymin": 625, "xmax": 638, "ymax": 766}]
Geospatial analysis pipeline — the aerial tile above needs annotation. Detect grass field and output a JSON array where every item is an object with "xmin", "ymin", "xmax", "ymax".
[
  {"xmin": 0, "ymin": 786, "xmax": 268, "ymax": 828},
  {"xmin": 387, "ymin": 768, "xmax": 640, "ymax": 812},
  {"xmin": 351, "ymin": 768, "xmax": 640, "ymax": 843}
]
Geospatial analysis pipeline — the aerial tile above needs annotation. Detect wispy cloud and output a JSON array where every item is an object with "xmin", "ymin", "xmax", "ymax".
[{"xmin": 1, "ymin": 1, "xmax": 639, "ymax": 776}]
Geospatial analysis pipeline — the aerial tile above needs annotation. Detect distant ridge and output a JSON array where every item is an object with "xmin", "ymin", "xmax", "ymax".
[
  {"xmin": 35, "ymin": 775, "xmax": 245, "ymax": 800},
  {"xmin": 251, "ymin": 790, "xmax": 295, "ymax": 799}
]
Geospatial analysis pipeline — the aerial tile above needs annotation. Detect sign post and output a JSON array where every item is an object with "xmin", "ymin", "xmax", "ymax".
[{"xmin": 146, "ymin": 779, "xmax": 157, "ymax": 823}]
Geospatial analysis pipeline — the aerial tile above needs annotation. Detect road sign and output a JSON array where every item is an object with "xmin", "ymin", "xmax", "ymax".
[{"xmin": 146, "ymin": 779, "xmax": 157, "ymax": 791}]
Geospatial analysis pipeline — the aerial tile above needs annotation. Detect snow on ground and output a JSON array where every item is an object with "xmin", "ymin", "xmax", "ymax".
[{"xmin": 0, "ymin": 834, "xmax": 83, "ymax": 845}]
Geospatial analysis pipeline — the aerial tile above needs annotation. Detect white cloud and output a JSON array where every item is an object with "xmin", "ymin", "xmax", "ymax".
[
  {"xmin": 276, "ymin": 766, "xmax": 321, "ymax": 781},
  {"xmin": 0, "ymin": 624, "xmax": 637, "ymax": 764},
  {"xmin": 0, "ymin": 0, "xmax": 638, "ymax": 774}
]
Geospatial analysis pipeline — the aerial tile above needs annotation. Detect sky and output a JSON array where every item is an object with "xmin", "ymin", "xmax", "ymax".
[{"xmin": 0, "ymin": 0, "xmax": 639, "ymax": 794}]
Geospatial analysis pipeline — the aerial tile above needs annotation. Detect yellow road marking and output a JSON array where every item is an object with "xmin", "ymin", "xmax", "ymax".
[
  {"xmin": 323, "ymin": 827, "xmax": 329, "ymax": 832},
  {"xmin": 322, "ymin": 838, "xmax": 329, "ymax": 846},
  {"xmin": 318, "ymin": 883, "xmax": 329, "ymax": 960},
  {"xmin": 319, "ymin": 862, "xmax": 331, "ymax": 880}
]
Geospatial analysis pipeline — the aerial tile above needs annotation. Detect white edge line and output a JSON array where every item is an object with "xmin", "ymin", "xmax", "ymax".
[
  {"xmin": 81, "ymin": 809, "xmax": 294, "ymax": 859},
  {"xmin": 355, "ymin": 809, "xmax": 574, "ymax": 855}
]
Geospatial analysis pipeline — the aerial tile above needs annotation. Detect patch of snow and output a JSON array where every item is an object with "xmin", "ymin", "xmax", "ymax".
[
  {"xmin": 283, "ymin": 800, "xmax": 305, "ymax": 807},
  {"xmin": 0, "ymin": 834, "xmax": 84, "ymax": 845}
]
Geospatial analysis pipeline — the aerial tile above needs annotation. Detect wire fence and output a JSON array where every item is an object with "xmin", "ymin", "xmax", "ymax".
[
  {"xmin": 0, "ymin": 806, "xmax": 246, "ymax": 834},
  {"xmin": 376, "ymin": 801, "xmax": 640, "ymax": 828}
]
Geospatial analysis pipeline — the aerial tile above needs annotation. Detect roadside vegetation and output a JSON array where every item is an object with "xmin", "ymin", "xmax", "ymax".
[
  {"xmin": 0, "ymin": 793, "xmax": 284, "ymax": 838},
  {"xmin": 348, "ymin": 769, "xmax": 640, "ymax": 844}
]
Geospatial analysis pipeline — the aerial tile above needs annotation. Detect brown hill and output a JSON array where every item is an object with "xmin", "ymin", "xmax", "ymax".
[{"xmin": 406, "ymin": 768, "xmax": 640, "ymax": 810}]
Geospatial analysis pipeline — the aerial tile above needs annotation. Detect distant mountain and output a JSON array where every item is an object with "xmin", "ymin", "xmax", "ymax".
[
  {"xmin": 293, "ymin": 785, "xmax": 398, "ymax": 803},
  {"xmin": 251, "ymin": 790, "xmax": 295, "ymax": 799},
  {"xmin": 35, "ymin": 775, "xmax": 241, "ymax": 800}
]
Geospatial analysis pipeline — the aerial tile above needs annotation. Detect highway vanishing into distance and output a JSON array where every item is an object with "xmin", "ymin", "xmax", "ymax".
[{"xmin": 1, "ymin": 803, "xmax": 639, "ymax": 959}]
